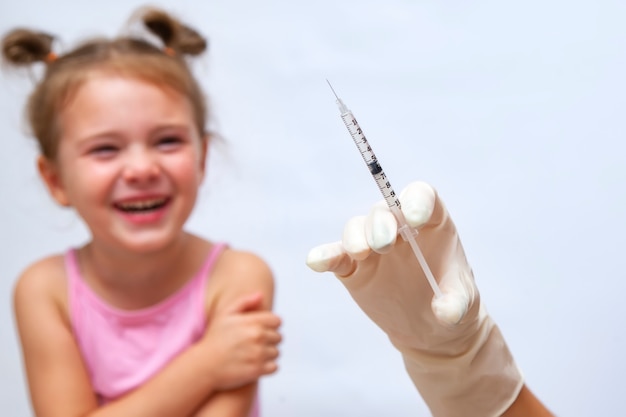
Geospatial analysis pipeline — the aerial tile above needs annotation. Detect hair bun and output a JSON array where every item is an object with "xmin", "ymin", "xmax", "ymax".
[
  {"xmin": 2, "ymin": 29, "xmax": 55, "ymax": 66},
  {"xmin": 140, "ymin": 8, "xmax": 207, "ymax": 57}
]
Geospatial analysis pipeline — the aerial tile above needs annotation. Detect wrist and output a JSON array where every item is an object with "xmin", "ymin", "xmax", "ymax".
[{"xmin": 502, "ymin": 385, "xmax": 554, "ymax": 417}]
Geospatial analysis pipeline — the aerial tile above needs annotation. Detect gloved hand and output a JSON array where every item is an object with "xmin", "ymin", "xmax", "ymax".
[{"xmin": 306, "ymin": 181, "xmax": 524, "ymax": 417}]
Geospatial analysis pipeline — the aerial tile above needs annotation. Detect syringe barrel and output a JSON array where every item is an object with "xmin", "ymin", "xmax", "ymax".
[{"xmin": 339, "ymin": 109, "xmax": 403, "ymax": 212}]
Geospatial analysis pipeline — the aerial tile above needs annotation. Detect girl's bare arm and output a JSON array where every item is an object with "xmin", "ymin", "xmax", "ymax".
[{"xmin": 14, "ymin": 255, "xmax": 279, "ymax": 417}]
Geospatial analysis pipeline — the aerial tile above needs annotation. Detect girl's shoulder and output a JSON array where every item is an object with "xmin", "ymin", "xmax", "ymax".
[
  {"xmin": 15, "ymin": 253, "xmax": 68, "ymax": 296},
  {"xmin": 13, "ymin": 253, "xmax": 70, "ymax": 321},
  {"xmin": 215, "ymin": 248, "xmax": 273, "ymax": 279},
  {"xmin": 205, "ymin": 246, "xmax": 276, "ymax": 313}
]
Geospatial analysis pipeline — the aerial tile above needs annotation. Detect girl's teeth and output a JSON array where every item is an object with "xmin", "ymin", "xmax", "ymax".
[{"xmin": 118, "ymin": 198, "xmax": 166, "ymax": 211}]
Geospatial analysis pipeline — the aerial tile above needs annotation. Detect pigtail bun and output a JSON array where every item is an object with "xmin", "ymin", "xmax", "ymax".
[
  {"xmin": 1, "ymin": 29, "xmax": 55, "ymax": 66},
  {"xmin": 141, "ymin": 8, "xmax": 207, "ymax": 56}
]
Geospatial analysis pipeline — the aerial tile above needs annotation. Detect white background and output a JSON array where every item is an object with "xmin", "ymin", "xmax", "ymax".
[{"xmin": 1, "ymin": 1, "xmax": 625, "ymax": 416}]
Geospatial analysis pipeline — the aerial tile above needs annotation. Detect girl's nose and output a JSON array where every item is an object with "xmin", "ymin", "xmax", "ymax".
[{"xmin": 122, "ymin": 148, "xmax": 160, "ymax": 184}]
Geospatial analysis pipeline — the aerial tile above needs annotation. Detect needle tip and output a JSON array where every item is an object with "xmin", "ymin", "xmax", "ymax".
[{"xmin": 326, "ymin": 79, "xmax": 339, "ymax": 99}]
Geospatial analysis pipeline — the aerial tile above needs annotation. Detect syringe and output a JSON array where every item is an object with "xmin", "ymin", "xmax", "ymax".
[{"xmin": 327, "ymin": 81, "xmax": 443, "ymax": 299}]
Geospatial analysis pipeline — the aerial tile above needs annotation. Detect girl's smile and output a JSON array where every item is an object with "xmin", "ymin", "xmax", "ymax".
[{"xmin": 113, "ymin": 194, "xmax": 172, "ymax": 225}]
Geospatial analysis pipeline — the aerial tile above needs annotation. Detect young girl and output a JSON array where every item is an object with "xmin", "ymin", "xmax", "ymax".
[{"xmin": 3, "ymin": 7, "xmax": 281, "ymax": 417}]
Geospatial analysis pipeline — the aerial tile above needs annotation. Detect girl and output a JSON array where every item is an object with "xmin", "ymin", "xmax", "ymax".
[{"xmin": 3, "ymin": 7, "xmax": 281, "ymax": 417}]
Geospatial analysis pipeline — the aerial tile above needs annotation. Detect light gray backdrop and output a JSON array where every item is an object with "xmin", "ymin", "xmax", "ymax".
[{"xmin": 1, "ymin": 1, "xmax": 624, "ymax": 416}]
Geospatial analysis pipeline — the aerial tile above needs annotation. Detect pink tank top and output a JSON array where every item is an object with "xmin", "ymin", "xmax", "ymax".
[{"xmin": 66, "ymin": 244, "xmax": 260, "ymax": 415}]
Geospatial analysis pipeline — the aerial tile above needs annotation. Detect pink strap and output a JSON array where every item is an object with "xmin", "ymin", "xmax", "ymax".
[
  {"xmin": 194, "ymin": 243, "xmax": 227, "ymax": 325},
  {"xmin": 65, "ymin": 249, "xmax": 83, "ymax": 335}
]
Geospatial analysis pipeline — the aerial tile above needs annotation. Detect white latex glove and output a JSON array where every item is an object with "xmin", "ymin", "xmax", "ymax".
[{"xmin": 306, "ymin": 181, "xmax": 523, "ymax": 417}]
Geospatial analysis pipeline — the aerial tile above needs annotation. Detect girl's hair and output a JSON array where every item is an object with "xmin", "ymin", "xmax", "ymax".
[{"xmin": 1, "ymin": 7, "xmax": 209, "ymax": 160}]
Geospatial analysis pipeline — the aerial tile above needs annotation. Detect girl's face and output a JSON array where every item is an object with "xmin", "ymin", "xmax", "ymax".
[{"xmin": 39, "ymin": 74, "xmax": 207, "ymax": 255}]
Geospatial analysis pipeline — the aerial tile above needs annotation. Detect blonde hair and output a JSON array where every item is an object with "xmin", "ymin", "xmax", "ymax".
[{"xmin": 2, "ymin": 7, "xmax": 210, "ymax": 160}]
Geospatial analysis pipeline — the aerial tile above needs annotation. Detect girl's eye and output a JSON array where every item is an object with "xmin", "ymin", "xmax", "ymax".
[
  {"xmin": 157, "ymin": 136, "xmax": 184, "ymax": 149},
  {"xmin": 89, "ymin": 145, "xmax": 118, "ymax": 156}
]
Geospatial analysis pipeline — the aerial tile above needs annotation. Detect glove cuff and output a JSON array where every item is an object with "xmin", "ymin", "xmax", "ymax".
[{"xmin": 394, "ymin": 314, "xmax": 524, "ymax": 417}]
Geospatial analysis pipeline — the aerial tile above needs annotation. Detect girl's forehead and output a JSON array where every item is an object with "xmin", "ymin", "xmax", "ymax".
[
  {"xmin": 59, "ymin": 74, "xmax": 196, "ymax": 136},
  {"xmin": 65, "ymin": 73, "xmax": 190, "ymax": 112},
  {"xmin": 76, "ymin": 71, "xmax": 184, "ymax": 96}
]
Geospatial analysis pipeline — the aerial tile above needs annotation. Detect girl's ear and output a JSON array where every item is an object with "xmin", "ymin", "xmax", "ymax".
[{"xmin": 37, "ymin": 155, "xmax": 71, "ymax": 207}]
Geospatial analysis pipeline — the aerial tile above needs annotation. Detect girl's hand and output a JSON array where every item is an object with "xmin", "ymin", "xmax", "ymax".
[{"xmin": 200, "ymin": 292, "xmax": 282, "ymax": 391}]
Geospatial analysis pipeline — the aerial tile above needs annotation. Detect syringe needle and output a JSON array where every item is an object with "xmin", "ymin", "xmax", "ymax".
[{"xmin": 327, "ymin": 79, "xmax": 340, "ymax": 100}]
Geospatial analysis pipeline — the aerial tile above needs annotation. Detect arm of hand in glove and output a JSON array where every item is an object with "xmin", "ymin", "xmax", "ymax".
[{"xmin": 307, "ymin": 181, "xmax": 551, "ymax": 417}]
